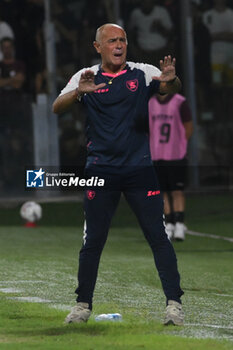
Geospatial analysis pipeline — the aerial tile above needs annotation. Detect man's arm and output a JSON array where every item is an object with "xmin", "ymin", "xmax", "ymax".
[
  {"xmin": 53, "ymin": 88, "xmax": 81, "ymax": 114},
  {"xmin": 0, "ymin": 72, "xmax": 25, "ymax": 89},
  {"xmin": 180, "ymin": 99, "xmax": 193, "ymax": 139},
  {"xmin": 183, "ymin": 121, "xmax": 193, "ymax": 140},
  {"xmin": 10, "ymin": 72, "xmax": 25, "ymax": 89},
  {"xmin": 52, "ymin": 70, "xmax": 106, "ymax": 115},
  {"xmin": 160, "ymin": 76, "xmax": 182, "ymax": 94}
]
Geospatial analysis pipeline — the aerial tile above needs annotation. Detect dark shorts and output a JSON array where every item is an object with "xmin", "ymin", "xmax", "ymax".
[{"xmin": 153, "ymin": 158, "xmax": 188, "ymax": 191}]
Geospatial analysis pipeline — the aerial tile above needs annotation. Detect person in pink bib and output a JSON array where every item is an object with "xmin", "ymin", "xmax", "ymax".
[{"xmin": 149, "ymin": 93, "xmax": 193, "ymax": 241}]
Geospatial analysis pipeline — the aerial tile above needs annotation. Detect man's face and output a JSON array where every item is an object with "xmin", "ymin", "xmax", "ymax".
[
  {"xmin": 1, "ymin": 41, "xmax": 14, "ymax": 59},
  {"xmin": 94, "ymin": 26, "xmax": 127, "ymax": 71}
]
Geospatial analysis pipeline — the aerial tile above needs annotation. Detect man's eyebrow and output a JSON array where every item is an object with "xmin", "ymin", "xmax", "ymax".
[{"xmin": 108, "ymin": 37, "xmax": 127, "ymax": 41}]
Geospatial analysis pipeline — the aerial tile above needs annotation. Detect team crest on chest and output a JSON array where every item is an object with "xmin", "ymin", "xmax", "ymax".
[
  {"xmin": 126, "ymin": 79, "xmax": 138, "ymax": 92},
  {"xmin": 87, "ymin": 190, "xmax": 96, "ymax": 200}
]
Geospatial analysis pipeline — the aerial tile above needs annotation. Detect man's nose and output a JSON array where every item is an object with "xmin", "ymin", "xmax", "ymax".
[{"xmin": 116, "ymin": 39, "xmax": 123, "ymax": 48}]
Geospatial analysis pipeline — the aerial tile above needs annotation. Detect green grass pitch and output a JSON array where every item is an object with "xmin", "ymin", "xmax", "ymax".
[{"xmin": 0, "ymin": 193, "xmax": 232, "ymax": 349}]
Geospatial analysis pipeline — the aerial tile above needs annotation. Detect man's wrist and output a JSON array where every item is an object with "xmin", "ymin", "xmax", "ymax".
[
  {"xmin": 167, "ymin": 76, "xmax": 177, "ymax": 84},
  {"xmin": 75, "ymin": 88, "xmax": 83, "ymax": 101}
]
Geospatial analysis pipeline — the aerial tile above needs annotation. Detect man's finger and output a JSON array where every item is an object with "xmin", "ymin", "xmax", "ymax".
[
  {"xmin": 159, "ymin": 59, "xmax": 164, "ymax": 70},
  {"xmin": 84, "ymin": 69, "xmax": 94, "ymax": 75},
  {"xmin": 95, "ymin": 83, "xmax": 107, "ymax": 90},
  {"xmin": 83, "ymin": 70, "xmax": 95, "ymax": 79},
  {"xmin": 152, "ymin": 76, "xmax": 162, "ymax": 81},
  {"xmin": 167, "ymin": 55, "xmax": 171, "ymax": 65}
]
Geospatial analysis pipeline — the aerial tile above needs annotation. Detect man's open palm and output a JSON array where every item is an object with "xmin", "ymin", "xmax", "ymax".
[{"xmin": 78, "ymin": 70, "xmax": 106, "ymax": 94}]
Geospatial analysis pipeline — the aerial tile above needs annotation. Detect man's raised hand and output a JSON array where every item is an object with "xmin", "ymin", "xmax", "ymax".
[
  {"xmin": 78, "ymin": 70, "xmax": 106, "ymax": 94},
  {"xmin": 152, "ymin": 55, "xmax": 176, "ymax": 82}
]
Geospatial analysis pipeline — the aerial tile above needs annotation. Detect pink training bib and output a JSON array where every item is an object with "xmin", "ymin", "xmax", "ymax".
[{"xmin": 149, "ymin": 94, "xmax": 188, "ymax": 161}]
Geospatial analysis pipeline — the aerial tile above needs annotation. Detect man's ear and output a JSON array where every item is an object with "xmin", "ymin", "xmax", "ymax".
[{"xmin": 93, "ymin": 41, "xmax": 101, "ymax": 54}]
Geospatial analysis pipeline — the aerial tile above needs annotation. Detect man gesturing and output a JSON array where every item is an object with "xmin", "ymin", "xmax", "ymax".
[{"xmin": 53, "ymin": 23, "xmax": 184, "ymax": 326}]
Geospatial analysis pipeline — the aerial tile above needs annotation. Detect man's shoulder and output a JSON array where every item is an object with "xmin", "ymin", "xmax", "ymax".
[
  {"xmin": 127, "ymin": 61, "xmax": 160, "ymax": 73},
  {"xmin": 127, "ymin": 61, "xmax": 161, "ymax": 87}
]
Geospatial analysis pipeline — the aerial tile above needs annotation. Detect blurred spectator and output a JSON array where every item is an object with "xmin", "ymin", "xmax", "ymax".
[
  {"xmin": 0, "ymin": 11, "xmax": 14, "ymax": 61},
  {"xmin": 51, "ymin": 0, "xmax": 79, "ymax": 87},
  {"xmin": 0, "ymin": 37, "xmax": 26, "ymax": 116},
  {"xmin": 192, "ymin": 1, "xmax": 212, "ymax": 111},
  {"xmin": 128, "ymin": 0, "xmax": 173, "ymax": 65},
  {"xmin": 19, "ymin": 0, "xmax": 45, "ymax": 94},
  {"xmin": 203, "ymin": 0, "xmax": 233, "ymax": 86},
  {"xmin": 0, "ymin": 37, "xmax": 29, "ymax": 189},
  {"xmin": 149, "ymin": 93, "xmax": 193, "ymax": 241},
  {"xmin": 0, "ymin": 1, "xmax": 24, "ymax": 61}
]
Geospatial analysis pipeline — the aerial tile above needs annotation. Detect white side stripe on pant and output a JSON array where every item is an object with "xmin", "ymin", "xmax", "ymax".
[{"xmin": 83, "ymin": 219, "xmax": 87, "ymax": 245}]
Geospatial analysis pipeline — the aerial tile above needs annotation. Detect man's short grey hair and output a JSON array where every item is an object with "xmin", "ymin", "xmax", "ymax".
[{"xmin": 95, "ymin": 23, "xmax": 127, "ymax": 42}]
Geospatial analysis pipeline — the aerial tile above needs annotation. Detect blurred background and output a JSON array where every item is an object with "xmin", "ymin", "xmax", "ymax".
[{"xmin": 0, "ymin": 0, "xmax": 232, "ymax": 201}]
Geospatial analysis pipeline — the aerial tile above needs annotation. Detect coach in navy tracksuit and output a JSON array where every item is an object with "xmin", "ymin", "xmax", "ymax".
[{"xmin": 53, "ymin": 23, "xmax": 184, "ymax": 326}]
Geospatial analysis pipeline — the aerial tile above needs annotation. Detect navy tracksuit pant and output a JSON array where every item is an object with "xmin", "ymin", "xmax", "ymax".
[{"xmin": 75, "ymin": 166, "xmax": 184, "ymax": 309}]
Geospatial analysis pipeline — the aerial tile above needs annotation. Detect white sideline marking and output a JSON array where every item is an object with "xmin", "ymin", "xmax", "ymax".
[
  {"xmin": 186, "ymin": 230, "xmax": 233, "ymax": 243},
  {"xmin": 212, "ymin": 293, "xmax": 233, "ymax": 298},
  {"xmin": 50, "ymin": 304, "xmax": 71, "ymax": 311},
  {"xmin": 8, "ymin": 296, "xmax": 51, "ymax": 303},
  {"xmin": 187, "ymin": 323, "xmax": 233, "ymax": 330},
  {"xmin": 0, "ymin": 288, "xmax": 22, "ymax": 293},
  {"xmin": 0, "ymin": 287, "xmax": 70, "ymax": 310},
  {"xmin": 0, "ymin": 280, "xmax": 46, "ymax": 284}
]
